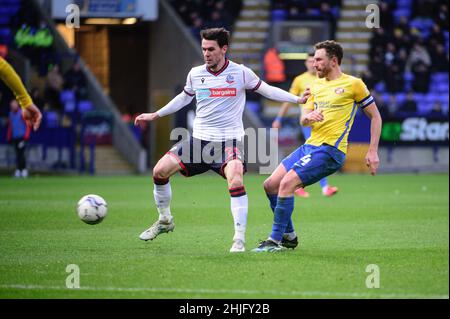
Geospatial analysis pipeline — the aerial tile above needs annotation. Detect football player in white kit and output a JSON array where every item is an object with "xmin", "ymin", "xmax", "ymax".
[{"xmin": 135, "ymin": 28, "xmax": 310, "ymax": 252}]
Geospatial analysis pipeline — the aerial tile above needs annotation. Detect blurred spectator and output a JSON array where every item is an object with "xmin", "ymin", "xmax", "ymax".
[
  {"xmin": 398, "ymin": 91, "xmax": 418, "ymax": 114},
  {"xmin": 190, "ymin": 17, "xmax": 204, "ymax": 41},
  {"xmin": 406, "ymin": 42, "xmax": 431, "ymax": 71},
  {"xmin": 369, "ymin": 48, "xmax": 385, "ymax": 83},
  {"xmin": 367, "ymin": 0, "xmax": 448, "ymax": 117},
  {"xmin": 170, "ymin": 0, "xmax": 241, "ymax": 34},
  {"xmin": 395, "ymin": 49, "xmax": 409, "ymax": 73},
  {"xmin": 384, "ymin": 42, "xmax": 397, "ymax": 66},
  {"xmin": 361, "ymin": 71, "xmax": 376, "ymax": 90},
  {"xmin": 427, "ymin": 24, "xmax": 445, "ymax": 47},
  {"xmin": 264, "ymin": 48, "xmax": 286, "ymax": 83},
  {"xmin": 385, "ymin": 64, "xmax": 404, "ymax": 93},
  {"xmin": 206, "ymin": 11, "xmax": 227, "ymax": 29},
  {"xmin": 412, "ymin": 0, "xmax": 436, "ymax": 19},
  {"xmin": 63, "ymin": 60, "xmax": 88, "ymax": 100},
  {"xmin": 319, "ymin": 3, "xmax": 336, "ymax": 35},
  {"xmin": 379, "ymin": 1, "xmax": 394, "ymax": 31},
  {"xmin": 395, "ymin": 16, "xmax": 411, "ymax": 36},
  {"xmin": 435, "ymin": 3, "xmax": 449, "ymax": 29},
  {"xmin": 372, "ymin": 90, "xmax": 391, "ymax": 119},
  {"xmin": 392, "ymin": 28, "xmax": 412, "ymax": 54},
  {"xmin": 427, "ymin": 102, "xmax": 445, "ymax": 118},
  {"xmin": 45, "ymin": 64, "xmax": 64, "ymax": 112},
  {"xmin": 430, "ymin": 44, "xmax": 449, "ymax": 72},
  {"xmin": 370, "ymin": 28, "xmax": 388, "ymax": 55},
  {"xmin": 225, "ymin": 0, "xmax": 243, "ymax": 19},
  {"xmin": 30, "ymin": 88, "xmax": 46, "ymax": 110},
  {"xmin": 0, "ymin": 45, "xmax": 8, "ymax": 59},
  {"xmin": 7, "ymin": 99, "xmax": 30, "ymax": 178},
  {"xmin": 411, "ymin": 61, "xmax": 431, "ymax": 93},
  {"xmin": 388, "ymin": 94, "xmax": 400, "ymax": 116}
]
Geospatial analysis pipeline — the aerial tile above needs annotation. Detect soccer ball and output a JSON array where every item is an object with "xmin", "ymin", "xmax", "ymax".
[{"xmin": 77, "ymin": 194, "xmax": 108, "ymax": 225}]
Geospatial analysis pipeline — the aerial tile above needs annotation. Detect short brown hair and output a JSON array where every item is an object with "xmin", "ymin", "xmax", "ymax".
[
  {"xmin": 314, "ymin": 40, "xmax": 344, "ymax": 65},
  {"xmin": 200, "ymin": 28, "xmax": 230, "ymax": 48}
]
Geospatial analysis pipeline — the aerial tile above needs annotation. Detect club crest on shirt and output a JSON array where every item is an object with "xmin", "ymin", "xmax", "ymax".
[
  {"xmin": 335, "ymin": 87, "xmax": 345, "ymax": 95},
  {"xmin": 226, "ymin": 74, "xmax": 235, "ymax": 84}
]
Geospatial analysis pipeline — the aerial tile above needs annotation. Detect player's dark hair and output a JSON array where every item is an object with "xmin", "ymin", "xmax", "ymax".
[
  {"xmin": 200, "ymin": 28, "xmax": 230, "ymax": 48},
  {"xmin": 314, "ymin": 40, "xmax": 344, "ymax": 65}
]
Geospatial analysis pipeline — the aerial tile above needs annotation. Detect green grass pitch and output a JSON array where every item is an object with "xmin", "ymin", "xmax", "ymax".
[{"xmin": 0, "ymin": 173, "xmax": 448, "ymax": 299}]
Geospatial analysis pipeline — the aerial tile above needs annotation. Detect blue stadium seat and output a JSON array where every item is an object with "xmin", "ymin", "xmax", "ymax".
[
  {"xmin": 396, "ymin": 93, "xmax": 407, "ymax": 104},
  {"xmin": 382, "ymin": 93, "xmax": 391, "ymax": 103},
  {"xmin": 0, "ymin": 16, "xmax": 11, "ymax": 26},
  {"xmin": 437, "ymin": 82, "xmax": 449, "ymax": 93},
  {"xmin": 61, "ymin": 90, "xmax": 76, "ymax": 113},
  {"xmin": 425, "ymin": 93, "xmax": 438, "ymax": 103},
  {"xmin": 413, "ymin": 93, "xmax": 425, "ymax": 103},
  {"xmin": 432, "ymin": 72, "xmax": 449, "ymax": 82},
  {"xmin": 307, "ymin": 9, "xmax": 321, "ymax": 16},
  {"xmin": 60, "ymin": 90, "xmax": 75, "ymax": 103},
  {"xmin": 396, "ymin": 0, "xmax": 412, "ymax": 7},
  {"xmin": 439, "ymin": 95, "xmax": 449, "ymax": 104},
  {"xmin": 271, "ymin": 9, "xmax": 287, "ymax": 21},
  {"xmin": 331, "ymin": 6, "xmax": 340, "ymax": 19},
  {"xmin": 78, "ymin": 100, "xmax": 93, "ymax": 113},
  {"xmin": 404, "ymin": 72, "xmax": 414, "ymax": 81},
  {"xmin": 44, "ymin": 111, "xmax": 60, "ymax": 128},
  {"xmin": 394, "ymin": 9, "xmax": 411, "ymax": 23},
  {"xmin": 374, "ymin": 82, "xmax": 385, "ymax": 92}
]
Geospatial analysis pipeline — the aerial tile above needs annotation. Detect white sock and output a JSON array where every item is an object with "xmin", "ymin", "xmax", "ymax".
[
  {"xmin": 153, "ymin": 181, "xmax": 172, "ymax": 222},
  {"xmin": 230, "ymin": 194, "xmax": 248, "ymax": 242}
]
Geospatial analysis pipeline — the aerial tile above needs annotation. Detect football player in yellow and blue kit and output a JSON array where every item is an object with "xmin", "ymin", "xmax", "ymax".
[
  {"xmin": 272, "ymin": 53, "xmax": 338, "ymax": 198},
  {"xmin": 254, "ymin": 40, "xmax": 382, "ymax": 252}
]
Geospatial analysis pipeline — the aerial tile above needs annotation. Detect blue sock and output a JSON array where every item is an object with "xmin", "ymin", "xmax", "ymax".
[
  {"xmin": 270, "ymin": 196, "xmax": 295, "ymax": 242},
  {"xmin": 266, "ymin": 193, "xmax": 295, "ymax": 233},
  {"xmin": 320, "ymin": 177, "xmax": 328, "ymax": 189}
]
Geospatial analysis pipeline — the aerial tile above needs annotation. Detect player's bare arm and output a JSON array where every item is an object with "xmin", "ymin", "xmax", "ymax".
[
  {"xmin": 272, "ymin": 102, "xmax": 291, "ymax": 129},
  {"xmin": 300, "ymin": 107, "xmax": 324, "ymax": 126},
  {"xmin": 134, "ymin": 112, "xmax": 160, "ymax": 127},
  {"xmin": 362, "ymin": 103, "xmax": 382, "ymax": 176}
]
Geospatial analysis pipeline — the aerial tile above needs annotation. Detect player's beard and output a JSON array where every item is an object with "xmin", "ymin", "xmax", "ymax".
[{"xmin": 316, "ymin": 64, "xmax": 331, "ymax": 78}]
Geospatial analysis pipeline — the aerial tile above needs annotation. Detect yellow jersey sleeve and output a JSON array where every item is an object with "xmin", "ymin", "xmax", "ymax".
[
  {"xmin": 0, "ymin": 57, "xmax": 33, "ymax": 109},
  {"xmin": 352, "ymin": 78, "xmax": 373, "ymax": 109}
]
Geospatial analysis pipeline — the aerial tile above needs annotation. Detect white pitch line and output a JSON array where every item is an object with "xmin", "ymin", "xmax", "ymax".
[{"xmin": 0, "ymin": 284, "xmax": 447, "ymax": 299}]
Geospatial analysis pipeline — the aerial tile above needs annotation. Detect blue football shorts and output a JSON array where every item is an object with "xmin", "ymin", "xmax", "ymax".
[{"xmin": 281, "ymin": 143, "xmax": 346, "ymax": 187}]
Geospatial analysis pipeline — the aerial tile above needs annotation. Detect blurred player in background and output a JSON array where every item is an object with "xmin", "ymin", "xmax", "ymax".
[
  {"xmin": 134, "ymin": 28, "xmax": 310, "ymax": 252},
  {"xmin": 0, "ymin": 56, "xmax": 42, "ymax": 131},
  {"xmin": 272, "ymin": 52, "xmax": 338, "ymax": 198},
  {"xmin": 7, "ymin": 99, "xmax": 30, "ymax": 178},
  {"xmin": 254, "ymin": 40, "xmax": 382, "ymax": 252}
]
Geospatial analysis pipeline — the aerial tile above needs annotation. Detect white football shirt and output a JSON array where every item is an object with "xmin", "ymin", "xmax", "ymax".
[{"xmin": 183, "ymin": 59, "xmax": 262, "ymax": 142}]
